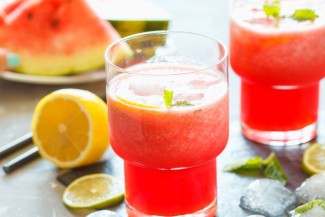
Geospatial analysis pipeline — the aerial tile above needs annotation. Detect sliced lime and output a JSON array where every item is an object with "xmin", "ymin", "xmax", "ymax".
[
  {"xmin": 117, "ymin": 96, "xmax": 159, "ymax": 109},
  {"xmin": 302, "ymin": 143, "xmax": 325, "ymax": 175},
  {"xmin": 293, "ymin": 200, "xmax": 325, "ymax": 216},
  {"xmin": 63, "ymin": 174, "xmax": 124, "ymax": 209}
]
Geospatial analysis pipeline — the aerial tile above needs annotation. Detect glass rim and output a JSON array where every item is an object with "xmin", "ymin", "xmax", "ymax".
[{"xmin": 105, "ymin": 30, "xmax": 228, "ymax": 75}]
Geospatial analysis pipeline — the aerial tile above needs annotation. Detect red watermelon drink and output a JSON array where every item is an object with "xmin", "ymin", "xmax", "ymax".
[
  {"xmin": 230, "ymin": 0, "xmax": 325, "ymax": 145},
  {"xmin": 105, "ymin": 32, "xmax": 228, "ymax": 217}
]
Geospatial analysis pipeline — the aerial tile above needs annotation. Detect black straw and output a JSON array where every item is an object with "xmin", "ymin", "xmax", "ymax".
[
  {"xmin": 3, "ymin": 146, "xmax": 40, "ymax": 174},
  {"xmin": 0, "ymin": 132, "xmax": 33, "ymax": 159}
]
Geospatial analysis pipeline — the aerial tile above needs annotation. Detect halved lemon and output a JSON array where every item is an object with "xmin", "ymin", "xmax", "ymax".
[
  {"xmin": 302, "ymin": 143, "xmax": 325, "ymax": 175},
  {"xmin": 63, "ymin": 173, "xmax": 124, "ymax": 209},
  {"xmin": 31, "ymin": 89, "xmax": 109, "ymax": 168}
]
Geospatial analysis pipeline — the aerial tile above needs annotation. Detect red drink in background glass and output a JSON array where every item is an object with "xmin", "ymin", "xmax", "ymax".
[
  {"xmin": 105, "ymin": 32, "xmax": 228, "ymax": 217},
  {"xmin": 230, "ymin": 0, "xmax": 325, "ymax": 145}
]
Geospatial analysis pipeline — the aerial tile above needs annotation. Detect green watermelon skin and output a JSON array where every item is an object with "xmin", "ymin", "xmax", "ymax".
[{"xmin": 0, "ymin": 0, "xmax": 121, "ymax": 75}]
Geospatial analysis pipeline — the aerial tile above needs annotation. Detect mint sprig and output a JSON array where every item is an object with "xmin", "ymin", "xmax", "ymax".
[
  {"xmin": 173, "ymin": 101, "xmax": 194, "ymax": 107},
  {"xmin": 163, "ymin": 89, "xmax": 173, "ymax": 109},
  {"xmin": 224, "ymin": 157, "xmax": 264, "ymax": 171},
  {"xmin": 263, "ymin": 1, "xmax": 281, "ymax": 19},
  {"xmin": 291, "ymin": 9, "xmax": 319, "ymax": 22},
  {"xmin": 263, "ymin": 153, "xmax": 288, "ymax": 185},
  {"xmin": 263, "ymin": 1, "xmax": 319, "ymax": 22},
  {"xmin": 163, "ymin": 89, "xmax": 194, "ymax": 108},
  {"xmin": 224, "ymin": 152, "xmax": 288, "ymax": 185}
]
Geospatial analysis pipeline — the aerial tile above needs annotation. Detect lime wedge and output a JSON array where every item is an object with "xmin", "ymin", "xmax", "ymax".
[
  {"xmin": 302, "ymin": 143, "xmax": 325, "ymax": 175},
  {"xmin": 63, "ymin": 174, "xmax": 124, "ymax": 209},
  {"xmin": 293, "ymin": 200, "xmax": 325, "ymax": 216},
  {"xmin": 117, "ymin": 96, "xmax": 159, "ymax": 109}
]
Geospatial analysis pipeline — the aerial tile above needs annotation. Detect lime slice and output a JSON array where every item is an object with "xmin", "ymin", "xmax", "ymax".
[
  {"xmin": 293, "ymin": 200, "xmax": 325, "ymax": 216},
  {"xmin": 302, "ymin": 143, "xmax": 325, "ymax": 175},
  {"xmin": 117, "ymin": 96, "xmax": 160, "ymax": 109},
  {"xmin": 63, "ymin": 174, "xmax": 124, "ymax": 209}
]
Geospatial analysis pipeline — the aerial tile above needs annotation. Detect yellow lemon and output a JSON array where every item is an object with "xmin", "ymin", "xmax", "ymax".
[
  {"xmin": 116, "ymin": 96, "xmax": 159, "ymax": 109},
  {"xmin": 31, "ymin": 89, "xmax": 109, "ymax": 168},
  {"xmin": 302, "ymin": 143, "xmax": 325, "ymax": 175}
]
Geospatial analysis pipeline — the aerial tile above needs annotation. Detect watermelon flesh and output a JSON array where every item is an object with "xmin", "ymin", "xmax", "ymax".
[{"xmin": 0, "ymin": 0, "xmax": 121, "ymax": 75}]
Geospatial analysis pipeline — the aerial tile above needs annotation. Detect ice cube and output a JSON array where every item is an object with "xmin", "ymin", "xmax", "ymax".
[
  {"xmin": 240, "ymin": 179, "xmax": 298, "ymax": 217},
  {"xmin": 86, "ymin": 210, "xmax": 122, "ymax": 217},
  {"xmin": 295, "ymin": 173, "xmax": 325, "ymax": 203}
]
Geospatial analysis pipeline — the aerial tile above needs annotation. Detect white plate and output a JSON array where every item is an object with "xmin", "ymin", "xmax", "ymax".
[{"xmin": 0, "ymin": 69, "xmax": 106, "ymax": 85}]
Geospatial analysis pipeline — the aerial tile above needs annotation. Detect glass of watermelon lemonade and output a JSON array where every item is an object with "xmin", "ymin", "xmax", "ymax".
[
  {"xmin": 105, "ymin": 31, "xmax": 229, "ymax": 217},
  {"xmin": 230, "ymin": 0, "xmax": 325, "ymax": 145}
]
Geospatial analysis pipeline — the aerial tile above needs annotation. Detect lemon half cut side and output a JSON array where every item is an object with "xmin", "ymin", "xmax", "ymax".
[
  {"xmin": 302, "ymin": 143, "xmax": 325, "ymax": 175},
  {"xmin": 31, "ymin": 89, "xmax": 109, "ymax": 168}
]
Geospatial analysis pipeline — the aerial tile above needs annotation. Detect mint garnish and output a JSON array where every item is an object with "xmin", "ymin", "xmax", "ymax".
[
  {"xmin": 263, "ymin": 1, "xmax": 281, "ymax": 19},
  {"xmin": 224, "ymin": 157, "xmax": 264, "ymax": 171},
  {"xmin": 163, "ymin": 89, "xmax": 194, "ymax": 108},
  {"xmin": 294, "ymin": 200, "xmax": 325, "ymax": 215},
  {"xmin": 263, "ymin": 152, "xmax": 288, "ymax": 185},
  {"xmin": 291, "ymin": 9, "xmax": 319, "ymax": 22},
  {"xmin": 163, "ymin": 89, "xmax": 173, "ymax": 109},
  {"xmin": 224, "ymin": 152, "xmax": 288, "ymax": 184},
  {"xmin": 263, "ymin": 1, "xmax": 319, "ymax": 23},
  {"xmin": 173, "ymin": 101, "xmax": 194, "ymax": 107}
]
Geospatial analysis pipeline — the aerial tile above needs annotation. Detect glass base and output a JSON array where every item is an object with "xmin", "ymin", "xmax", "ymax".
[
  {"xmin": 126, "ymin": 198, "xmax": 217, "ymax": 217},
  {"xmin": 241, "ymin": 122, "xmax": 317, "ymax": 146}
]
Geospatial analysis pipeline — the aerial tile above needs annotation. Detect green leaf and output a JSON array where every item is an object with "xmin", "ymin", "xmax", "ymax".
[
  {"xmin": 294, "ymin": 200, "xmax": 325, "ymax": 215},
  {"xmin": 173, "ymin": 101, "xmax": 194, "ymax": 107},
  {"xmin": 291, "ymin": 9, "xmax": 319, "ymax": 22},
  {"xmin": 223, "ymin": 157, "xmax": 264, "ymax": 172},
  {"xmin": 263, "ymin": 152, "xmax": 288, "ymax": 185},
  {"xmin": 263, "ymin": 1, "xmax": 281, "ymax": 19},
  {"xmin": 163, "ymin": 89, "xmax": 173, "ymax": 109}
]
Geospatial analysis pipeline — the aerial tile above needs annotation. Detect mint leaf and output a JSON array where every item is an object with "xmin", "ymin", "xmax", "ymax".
[
  {"xmin": 291, "ymin": 9, "xmax": 319, "ymax": 22},
  {"xmin": 263, "ymin": 1, "xmax": 281, "ymax": 19},
  {"xmin": 294, "ymin": 200, "xmax": 325, "ymax": 215},
  {"xmin": 263, "ymin": 152, "xmax": 288, "ymax": 185},
  {"xmin": 173, "ymin": 101, "xmax": 194, "ymax": 107},
  {"xmin": 163, "ymin": 89, "xmax": 173, "ymax": 109},
  {"xmin": 223, "ymin": 157, "xmax": 264, "ymax": 171},
  {"xmin": 224, "ymin": 153, "xmax": 288, "ymax": 185}
]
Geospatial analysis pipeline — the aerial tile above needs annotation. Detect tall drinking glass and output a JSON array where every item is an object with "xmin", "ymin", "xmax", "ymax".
[
  {"xmin": 105, "ymin": 31, "xmax": 228, "ymax": 217},
  {"xmin": 230, "ymin": 0, "xmax": 325, "ymax": 145}
]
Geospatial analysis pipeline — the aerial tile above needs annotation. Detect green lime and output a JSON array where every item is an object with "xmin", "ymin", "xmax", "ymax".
[
  {"xmin": 293, "ymin": 200, "xmax": 325, "ymax": 216},
  {"xmin": 302, "ymin": 143, "xmax": 325, "ymax": 175},
  {"xmin": 63, "ymin": 174, "xmax": 124, "ymax": 209}
]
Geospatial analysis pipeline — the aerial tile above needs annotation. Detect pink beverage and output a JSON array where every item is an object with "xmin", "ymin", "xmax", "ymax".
[
  {"xmin": 107, "ymin": 63, "xmax": 228, "ymax": 217},
  {"xmin": 230, "ymin": 0, "xmax": 325, "ymax": 145}
]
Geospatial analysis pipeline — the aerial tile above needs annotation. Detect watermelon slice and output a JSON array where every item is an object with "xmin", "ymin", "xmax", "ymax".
[{"xmin": 0, "ymin": 0, "xmax": 122, "ymax": 75}]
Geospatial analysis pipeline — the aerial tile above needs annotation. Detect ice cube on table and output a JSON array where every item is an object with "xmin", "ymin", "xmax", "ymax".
[
  {"xmin": 295, "ymin": 173, "xmax": 325, "ymax": 203},
  {"xmin": 240, "ymin": 179, "xmax": 298, "ymax": 217}
]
